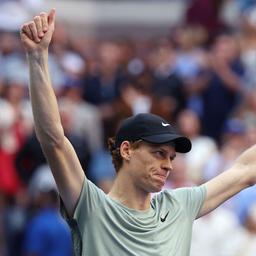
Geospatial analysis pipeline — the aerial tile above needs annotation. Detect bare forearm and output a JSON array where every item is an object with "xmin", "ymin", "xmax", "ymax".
[
  {"xmin": 202, "ymin": 167, "xmax": 249, "ymax": 214},
  {"xmin": 21, "ymin": 10, "xmax": 86, "ymax": 216},
  {"xmin": 199, "ymin": 147, "xmax": 256, "ymax": 217},
  {"xmin": 27, "ymin": 50, "xmax": 64, "ymax": 145}
]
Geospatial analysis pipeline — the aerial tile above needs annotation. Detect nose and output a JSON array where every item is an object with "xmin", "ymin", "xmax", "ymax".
[{"xmin": 161, "ymin": 158, "xmax": 173, "ymax": 172}]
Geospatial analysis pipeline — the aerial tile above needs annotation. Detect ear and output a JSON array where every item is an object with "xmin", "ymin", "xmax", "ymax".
[{"xmin": 120, "ymin": 141, "xmax": 133, "ymax": 161}]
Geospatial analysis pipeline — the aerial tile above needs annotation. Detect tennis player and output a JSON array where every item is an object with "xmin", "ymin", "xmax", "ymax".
[{"xmin": 20, "ymin": 9, "xmax": 256, "ymax": 256}]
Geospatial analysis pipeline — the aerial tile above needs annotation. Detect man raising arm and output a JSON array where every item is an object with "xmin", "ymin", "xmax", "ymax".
[
  {"xmin": 21, "ymin": 9, "xmax": 256, "ymax": 256},
  {"xmin": 20, "ymin": 9, "xmax": 85, "ymax": 216}
]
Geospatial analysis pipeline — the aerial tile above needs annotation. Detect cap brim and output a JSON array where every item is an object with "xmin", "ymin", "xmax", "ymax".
[{"xmin": 141, "ymin": 134, "xmax": 192, "ymax": 153}]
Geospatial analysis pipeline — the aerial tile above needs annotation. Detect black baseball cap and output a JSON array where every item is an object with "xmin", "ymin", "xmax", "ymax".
[{"xmin": 115, "ymin": 113, "xmax": 192, "ymax": 153}]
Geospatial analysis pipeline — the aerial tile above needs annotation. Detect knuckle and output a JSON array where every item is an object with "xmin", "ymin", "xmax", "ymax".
[
  {"xmin": 33, "ymin": 15, "xmax": 40, "ymax": 21},
  {"xmin": 40, "ymin": 12, "xmax": 47, "ymax": 16},
  {"xmin": 22, "ymin": 26, "xmax": 28, "ymax": 32},
  {"xmin": 28, "ymin": 21, "xmax": 35, "ymax": 28}
]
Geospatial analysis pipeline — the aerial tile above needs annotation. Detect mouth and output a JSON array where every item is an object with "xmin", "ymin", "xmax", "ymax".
[
  {"xmin": 155, "ymin": 173, "xmax": 167, "ymax": 178},
  {"xmin": 154, "ymin": 173, "xmax": 167, "ymax": 184}
]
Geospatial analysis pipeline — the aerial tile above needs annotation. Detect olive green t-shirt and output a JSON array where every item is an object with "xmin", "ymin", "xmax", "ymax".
[{"xmin": 61, "ymin": 178, "xmax": 206, "ymax": 256}]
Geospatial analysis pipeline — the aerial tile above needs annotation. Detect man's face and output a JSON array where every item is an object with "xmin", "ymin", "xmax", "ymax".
[{"xmin": 127, "ymin": 142, "xmax": 176, "ymax": 193}]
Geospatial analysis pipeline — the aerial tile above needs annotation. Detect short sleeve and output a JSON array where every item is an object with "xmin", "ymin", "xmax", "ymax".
[
  {"xmin": 60, "ymin": 178, "xmax": 106, "ymax": 256},
  {"xmin": 172, "ymin": 185, "xmax": 206, "ymax": 220},
  {"xmin": 61, "ymin": 178, "xmax": 106, "ymax": 227}
]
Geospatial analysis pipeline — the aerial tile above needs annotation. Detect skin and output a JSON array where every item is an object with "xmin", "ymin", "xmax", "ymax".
[
  {"xmin": 21, "ymin": 10, "xmax": 256, "ymax": 219},
  {"xmin": 20, "ymin": 10, "xmax": 85, "ymax": 216},
  {"xmin": 108, "ymin": 141, "xmax": 176, "ymax": 210}
]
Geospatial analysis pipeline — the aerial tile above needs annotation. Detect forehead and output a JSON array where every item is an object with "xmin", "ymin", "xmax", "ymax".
[{"xmin": 140, "ymin": 141, "xmax": 176, "ymax": 152}]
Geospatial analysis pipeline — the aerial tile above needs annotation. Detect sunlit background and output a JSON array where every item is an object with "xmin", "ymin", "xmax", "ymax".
[{"xmin": 1, "ymin": 0, "xmax": 256, "ymax": 255}]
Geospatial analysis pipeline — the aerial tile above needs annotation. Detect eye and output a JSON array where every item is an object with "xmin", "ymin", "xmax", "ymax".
[{"xmin": 154, "ymin": 150, "xmax": 165, "ymax": 158}]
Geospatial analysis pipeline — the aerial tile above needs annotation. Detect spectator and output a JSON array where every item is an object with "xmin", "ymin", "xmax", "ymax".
[
  {"xmin": 22, "ymin": 165, "xmax": 72, "ymax": 256},
  {"xmin": 58, "ymin": 78, "xmax": 103, "ymax": 154},
  {"xmin": 177, "ymin": 109, "xmax": 217, "ymax": 184},
  {"xmin": 186, "ymin": 0, "xmax": 225, "ymax": 39},
  {"xmin": 201, "ymin": 33, "xmax": 245, "ymax": 141},
  {"xmin": 203, "ymin": 118, "xmax": 247, "ymax": 183},
  {"xmin": 149, "ymin": 39, "xmax": 186, "ymax": 120},
  {"xmin": 0, "ymin": 99, "xmax": 21, "ymax": 195}
]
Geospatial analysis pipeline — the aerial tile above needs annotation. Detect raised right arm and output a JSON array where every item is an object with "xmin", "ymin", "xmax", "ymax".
[{"xmin": 20, "ymin": 9, "xmax": 85, "ymax": 216}]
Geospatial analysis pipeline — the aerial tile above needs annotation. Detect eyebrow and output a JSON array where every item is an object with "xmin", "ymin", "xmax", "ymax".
[{"xmin": 157, "ymin": 146, "xmax": 177, "ymax": 160}]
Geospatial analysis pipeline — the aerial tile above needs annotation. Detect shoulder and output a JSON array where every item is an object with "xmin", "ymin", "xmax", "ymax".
[
  {"xmin": 155, "ymin": 186, "xmax": 206, "ymax": 200},
  {"xmin": 171, "ymin": 185, "xmax": 206, "ymax": 198},
  {"xmin": 152, "ymin": 186, "xmax": 206, "ymax": 212}
]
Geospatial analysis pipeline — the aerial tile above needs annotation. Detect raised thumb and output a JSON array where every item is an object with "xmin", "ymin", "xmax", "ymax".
[{"xmin": 48, "ymin": 8, "xmax": 56, "ymax": 26}]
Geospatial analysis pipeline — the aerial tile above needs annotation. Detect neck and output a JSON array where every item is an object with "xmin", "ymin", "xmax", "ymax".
[{"xmin": 108, "ymin": 170, "xmax": 151, "ymax": 211}]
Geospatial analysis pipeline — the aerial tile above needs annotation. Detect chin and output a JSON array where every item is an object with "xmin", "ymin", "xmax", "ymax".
[
  {"xmin": 154, "ymin": 188, "xmax": 162, "ymax": 193},
  {"xmin": 150, "ymin": 184, "xmax": 164, "ymax": 193}
]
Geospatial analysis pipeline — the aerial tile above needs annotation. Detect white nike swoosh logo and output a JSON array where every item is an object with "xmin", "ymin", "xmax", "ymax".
[{"xmin": 162, "ymin": 122, "xmax": 170, "ymax": 127}]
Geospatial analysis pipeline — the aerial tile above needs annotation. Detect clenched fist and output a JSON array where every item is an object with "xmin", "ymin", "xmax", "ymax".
[{"xmin": 20, "ymin": 9, "xmax": 56, "ymax": 54}]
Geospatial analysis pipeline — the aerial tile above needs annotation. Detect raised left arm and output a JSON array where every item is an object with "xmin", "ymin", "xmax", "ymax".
[{"xmin": 198, "ymin": 144, "xmax": 256, "ymax": 218}]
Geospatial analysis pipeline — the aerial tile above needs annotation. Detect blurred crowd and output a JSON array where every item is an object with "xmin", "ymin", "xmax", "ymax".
[{"xmin": 2, "ymin": 0, "xmax": 256, "ymax": 255}]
